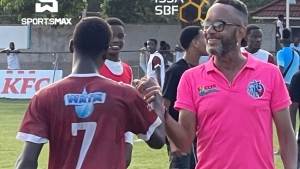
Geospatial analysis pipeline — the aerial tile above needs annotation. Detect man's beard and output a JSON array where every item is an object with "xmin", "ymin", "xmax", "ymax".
[{"xmin": 207, "ymin": 31, "xmax": 238, "ymax": 57}]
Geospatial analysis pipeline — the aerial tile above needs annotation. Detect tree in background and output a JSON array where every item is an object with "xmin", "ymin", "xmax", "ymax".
[{"xmin": 0, "ymin": 0, "xmax": 276, "ymax": 26}]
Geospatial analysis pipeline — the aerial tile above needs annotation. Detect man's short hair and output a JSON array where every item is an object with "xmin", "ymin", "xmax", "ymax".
[
  {"xmin": 214, "ymin": 0, "xmax": 248, "ymax": 26},
  {"xmin": 282, "ymin": 28, "xmax": 291, "ymax": 39},
  {"xmin": 73, "ymin": 17, "xmax": 112, "ymax": 57},
  {"xmin": 148, "ymin": 39, "xmax": 157, "ymax": 45},
  {"xmin": 106, "ymin": 17, "xmax": 125, "ymax": 28},
  {"xmin": 246, "ymin": 24, "xmax": 261, "ymax": 35},
  {"xmin": 179, "ymin": 26, "xmax": 201, "ymax": 50},
  {"xmin": 278, "ymin": 14, "xmax": 284, "ymax": 18}
]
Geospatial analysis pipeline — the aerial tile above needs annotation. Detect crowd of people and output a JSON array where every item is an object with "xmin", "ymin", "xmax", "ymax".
[{"xmin": 13, "ymin": 0, "xmax": 300, "ymax": 169}]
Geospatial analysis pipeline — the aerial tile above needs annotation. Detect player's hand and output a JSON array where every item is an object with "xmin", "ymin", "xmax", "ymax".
[
  {"xmin": 133, "ymin": 77, "xmax": 162, "ymax": 103},
  {"xmin": 169, "ymin": 141, "xmax": 187, "ymax": 157}
]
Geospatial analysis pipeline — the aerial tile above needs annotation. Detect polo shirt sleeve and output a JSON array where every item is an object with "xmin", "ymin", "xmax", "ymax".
[
  {"xmin": 276, "ymin": 51, "xmax": 285, "ymax": 67},
  {"xmin": 174, "ymin": 71, "xmax": 196, "ymax": 114},
  {"xmin": 270, "ymin": 68, "xmax": 292, "ymax": 113}
]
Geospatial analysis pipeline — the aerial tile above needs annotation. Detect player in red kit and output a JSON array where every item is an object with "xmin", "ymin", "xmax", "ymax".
[
  {"xmin": 99, "ymin": 17, "xmax": 133, "ymax": 167},
  {"xmin": 14, "ymin": 17, "xmax": 165, "ymax": 169}
]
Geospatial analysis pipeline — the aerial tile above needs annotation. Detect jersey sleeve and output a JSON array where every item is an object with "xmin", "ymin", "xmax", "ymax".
[
  {"xmin": 289, "ymin": 71, "xmax": 300, "ymax": 103},
  {"xmin": 174, "ymin": 71, "xmax": 196, "ymax": 114},
  {"xmin": 152, "ymin": 56, "xmax": 162, "ymax": 70},
  {"xmin": 267, "ymin": 54, "xmax": 276, "ymax": 65},
  {"xmin": 270, "ymin": 67, "xmax": 292, "ymax": 113},
  {"xmin": 124, "ymin": 86, "xmax": 162, "ymax": 141},
  {"xmin": 276, "ymin": 52, "xmax": 285, "ymax": 67},
  {"xmin": 162, "ymin": 67, "xmax": 181, "ymax": 102},
  {"xmin": 124, "ymin": 132, "xmax": 133, "ymax": 145},
  {"xmin": 16, "ymin": 92, "xmax": 49, "ymax": 143}
]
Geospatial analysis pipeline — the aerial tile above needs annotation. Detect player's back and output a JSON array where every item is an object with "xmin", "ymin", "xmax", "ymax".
[{"xmin": 19, "ymin": 73, "xmax": 134, "ymax": 169}]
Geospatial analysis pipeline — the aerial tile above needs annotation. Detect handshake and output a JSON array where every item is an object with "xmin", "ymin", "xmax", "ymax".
[{"xmin": 132, "ymin": 76, "xmax": 162, "ymax": 103}]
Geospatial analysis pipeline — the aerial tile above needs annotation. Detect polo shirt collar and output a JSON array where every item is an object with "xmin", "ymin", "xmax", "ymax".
[{"xmin": 205, "ymin": 52, "xmax": 258, "ymax": 73}]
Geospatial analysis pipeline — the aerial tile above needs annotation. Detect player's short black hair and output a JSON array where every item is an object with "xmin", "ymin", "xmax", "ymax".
[
  {"xmin": 246, "ymin": 24, "xmax": 261, "ymax": 35},
  {"xmin": 73, "ymin": 17, "xmax": 112, "ymax": 57},
  {"xmin": 106, "ymin": 17, "xmax": 125, "ymax": 28},
  {"xmin": 179, "ymin": 26, "xmax": 201, "ymax": 50},
  {"xmin": 278, "ymin": 14, "xmax": 284, "ymax": 18},
  {"xmin": 282, "ymin": 28, "xmax": 291, "ymax": 39},
  {"xmin": 214, "ymin": 0, "xmax": 248, "ymax": 25},
  {"xmin": 144, "ymin": 42, "xmax": 147, "ymax": 48},
  {"xmin": 148, "ymin": 39, "xmax": 157, "ymax": 45}
]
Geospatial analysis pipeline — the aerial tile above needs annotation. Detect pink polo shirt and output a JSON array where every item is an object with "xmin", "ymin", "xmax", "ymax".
[{"xmin": 175, "ymin": 53, "xmax": 291, "ymax": 169}]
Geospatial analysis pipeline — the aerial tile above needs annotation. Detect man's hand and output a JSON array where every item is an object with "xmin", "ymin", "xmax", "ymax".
[{"xmin": 133, "ymin": 77, "xmax": 161, "ymax": 103}]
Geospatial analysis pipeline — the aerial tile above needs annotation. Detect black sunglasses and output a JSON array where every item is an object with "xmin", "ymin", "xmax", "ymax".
[{"xmin": 202, "ymin": 20, "xmax": 241, "ymax": 32}]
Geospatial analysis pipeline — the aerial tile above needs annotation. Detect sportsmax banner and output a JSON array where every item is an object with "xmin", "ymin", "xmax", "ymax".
[{"xmin": 0, "ymin": 70, "xmax": 63, "ymax": 99}]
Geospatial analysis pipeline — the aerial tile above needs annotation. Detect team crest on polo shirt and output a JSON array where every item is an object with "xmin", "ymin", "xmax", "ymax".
[
  {"xmin": 198, "ymin": 84, "xmax": 219, "ymax": 96},
  {"xmin": 247, "ymin": 80, "xmax": 265, "ymax": 99}
]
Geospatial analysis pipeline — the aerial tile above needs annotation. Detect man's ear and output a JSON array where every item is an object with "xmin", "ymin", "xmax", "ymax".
[{"xmin": 69, "ymin": 39, "xmax": 74, "ymax": 53}]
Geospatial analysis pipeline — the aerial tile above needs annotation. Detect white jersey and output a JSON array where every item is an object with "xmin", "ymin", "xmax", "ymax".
[
  {"xmin": 147, "ymin": 51, "xmax": 165, "ymax": 87},
  {"xmin": 240, "ymin": 47, "xmax": 272, "ymax": 62},
  {"xmin": 6, "ymin": 48, "xmax": 20, "ymax": 70}
]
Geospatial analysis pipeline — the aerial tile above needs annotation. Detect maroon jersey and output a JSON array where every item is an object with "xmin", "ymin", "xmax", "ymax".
[{"xmin": 17, "ymin": 73, "xmax": 161, "ymax": 169}]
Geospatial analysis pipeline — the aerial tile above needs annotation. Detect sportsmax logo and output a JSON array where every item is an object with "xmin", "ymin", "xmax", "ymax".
[{"xmin": 21, "ymin": 0, "xmax": 72, "ymax": 25}]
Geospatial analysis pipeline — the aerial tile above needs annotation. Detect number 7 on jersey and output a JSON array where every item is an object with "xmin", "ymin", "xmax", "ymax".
[{"xmin": 72, "ymin": 122, "xmax": 97, "ymax": 169}]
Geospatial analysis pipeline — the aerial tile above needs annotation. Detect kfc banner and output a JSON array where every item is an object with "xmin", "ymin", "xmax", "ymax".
[{"xmin": 0, "ymin": 70, "xmax": 63, "ymax": 99}]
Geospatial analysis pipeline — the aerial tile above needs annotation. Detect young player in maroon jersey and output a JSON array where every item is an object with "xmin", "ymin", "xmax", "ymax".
[
  {"xmin": 99, "ymin": 17, "xmax": 133, "ymax": 167},
  {"xmin": 14, "ymin": 17, "xmax": 165, "ymax": 169}
]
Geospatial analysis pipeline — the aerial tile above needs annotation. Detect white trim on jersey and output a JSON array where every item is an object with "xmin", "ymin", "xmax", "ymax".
[
  {"xmin": 124, "ymin": 132, "xmax": 133, "ymax": 145},
  {"xmin": 16, "ymin": 132, "xmax": 48, "ymax": 143},
  {"xmin": 136, "ymin": 117, "xmax": 162, "ymax": 141}
]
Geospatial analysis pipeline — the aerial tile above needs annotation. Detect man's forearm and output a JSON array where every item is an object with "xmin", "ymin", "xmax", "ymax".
[
  {"xmin": 165, "ymin": 113, "xmax": 191, "ymax": 152},
  {"xmin": 279, "ymin": 131, "xmax": 297, "ymax": 169}
]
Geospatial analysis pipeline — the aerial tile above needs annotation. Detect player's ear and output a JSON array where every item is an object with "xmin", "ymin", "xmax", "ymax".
[{"xmin": 69, "ymin": 39, "xmax": 74, "ymax": 53}]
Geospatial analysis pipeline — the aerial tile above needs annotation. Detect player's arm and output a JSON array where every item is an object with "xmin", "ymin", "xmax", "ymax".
[
  {"xmin": 152, "ymin": 56, "xmax": 162, "ymax": 86},
  {"xmin": 273, "ymin": 108, "xmax": 297, "ymax": 168},
  {"xmin": 14, "ymin": 93, "xmax": 49, "ymax": 169},
  {"xmin": 271, "ymin": 68, "xmax": 297, "ymax": 168},
  {"xmin": 131, "ymin": 77, "xmax": 165, "ymax": 149},
  {"xmin": 289, "ymin": 71, "xmax": 300, "ymax": 131},
  {"xmin": 165, "ymin": 109, "xmax": 196, "ymax": 153},
  {"xmin": 15, "ymin": 142, "xmax": 44, "ymax": 169},
  {"xmin": 124, "ymin": 132, "xmax": 133, "ymax": 168},
  {"xmin": 276, "ymin": 52, "xmax": 284, "ymax": 74}
]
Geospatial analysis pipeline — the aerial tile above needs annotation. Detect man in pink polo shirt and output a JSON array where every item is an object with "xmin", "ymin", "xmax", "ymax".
[{"xmin": 163, "ymin": 0, "xmax": 297, "ymax": 169}]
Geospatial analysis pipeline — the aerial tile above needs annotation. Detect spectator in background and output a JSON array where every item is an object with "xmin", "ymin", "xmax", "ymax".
[
  {"xmin": 175, "ymin": 44, "xmax": 185, "ymax": 62},
  {"xmin": 276, "ymin": 14, "xmax": 284, "ymax": 51},
  {"xmin": 139, "ymin": 42, "xmax": 149, "ymax": 75},
  {"xmin": 241, "ymin": 24, "xmax": 276, "ymax": 65},
  {"xmin": 290, "ymin": 37, "xmax": 300, "ymax": 54},
  {"xmin": 159, "ymin": 41, "xmax": 173, "ymax": 71},
  {"xmin": 277, "ymin": 28, "xmax": 300, "ymax": 89},
  {"xmin": 1, "ymin": 42, "xmax": 21, "ymax": 70},
  {"xmin": 146, "ymin": 39, "xmax": 165, "ymax": 87}
]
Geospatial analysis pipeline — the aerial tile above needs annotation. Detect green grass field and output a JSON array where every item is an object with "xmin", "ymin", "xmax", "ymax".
[{"xmin": 0, "ymin": 98, "xmax": 286, "ymax": 168}]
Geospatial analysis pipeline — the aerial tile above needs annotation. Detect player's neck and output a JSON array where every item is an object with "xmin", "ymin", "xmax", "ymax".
[
  {"xmin": 71, "ymin": 56, "xmax": 101, "ymax": 74},
  {"xmin": 184, "ymin": 51, "xmax": 201, "ymax": 66},
  {"xmin": 107, "ymin": 55, "xmax": 120, "ymax": 62},
  {"xmin": 245, "ymin": 47, "xmax": 259, "ymax": 54}
]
